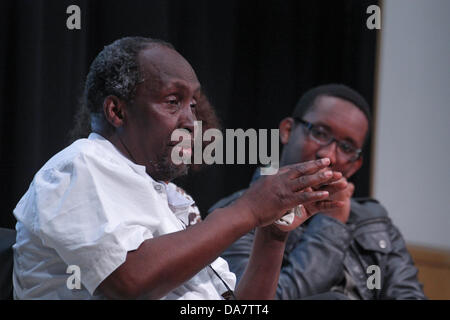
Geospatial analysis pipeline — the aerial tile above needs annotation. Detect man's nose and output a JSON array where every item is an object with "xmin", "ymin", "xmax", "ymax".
[
  {"xmin": 179, "ymin": 103, "xmax": 196, "ymax": 133},
  {"xmin": 316, "ymin": 141, "xmax": 337, "ymax": 165}
]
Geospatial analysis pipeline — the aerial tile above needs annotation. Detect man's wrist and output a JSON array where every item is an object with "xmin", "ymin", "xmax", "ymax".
[
  {"xmin": 221, "ymin": 197, "xmax": 260, "ymax": 232},
  {"xmin": 259, "ymin": 224, "xmax": 289, "ymax": 242}
]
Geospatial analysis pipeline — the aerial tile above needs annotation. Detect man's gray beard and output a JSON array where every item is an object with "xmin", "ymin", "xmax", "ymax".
[{"xmin": 148, "ymin": 153, "xmax": 189, "ymax": 182}]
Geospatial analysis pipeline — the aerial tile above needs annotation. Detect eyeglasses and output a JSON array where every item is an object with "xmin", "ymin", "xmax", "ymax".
[{"xmin": 294, "ymin": 117, "xmax": 362, "ymax": 162}]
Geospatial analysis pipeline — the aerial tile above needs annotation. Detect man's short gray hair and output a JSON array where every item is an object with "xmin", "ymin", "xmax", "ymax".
[{"xmin": 84, "ymin": 36, "xmax": 174, "ymax": 115}]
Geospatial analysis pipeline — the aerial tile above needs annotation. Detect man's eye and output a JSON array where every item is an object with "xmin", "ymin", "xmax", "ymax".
[
  {"xmin": 312, "ymin": 127, "xmax": 330, "ymax": 140},
  {"xmin": 166, "ymin": 95, "xmax": 181, "ymax": 107},
  {"xmin": 339, "ymin": 142, "xmax": 355, "ymax": 154}
]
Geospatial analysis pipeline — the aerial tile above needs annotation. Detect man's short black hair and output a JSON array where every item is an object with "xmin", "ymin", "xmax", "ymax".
[{"xmin": 292, "ymin": 84, "xmax": 372, "ymax": 137}]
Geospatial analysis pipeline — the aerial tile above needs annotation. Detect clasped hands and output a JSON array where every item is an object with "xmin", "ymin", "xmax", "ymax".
[{"xmin": 236, "ymin": 158, "xmax": 353, "ymax": 234}]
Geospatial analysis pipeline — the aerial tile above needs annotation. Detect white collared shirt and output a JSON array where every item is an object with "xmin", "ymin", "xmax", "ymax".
[{"xmin": 13, "ymin": 133, "xmax": 235, "ymax": 299}]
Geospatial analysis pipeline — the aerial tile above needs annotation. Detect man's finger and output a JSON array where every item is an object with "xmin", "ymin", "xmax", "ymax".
[
  {"xmin": 296, "ymin": 190, "xmax": 330, "ymax": 205},
  {"xmin": 317, "ymin": 178, "xmax": 348, "ymax": 194},
  {"xmin": 291, "ymin": 169, "xmax": 340, "ymax": 192},
  {"xmin": 284, "ymin": 158, "xmax": 331, "ymax": 179},
  {"xmin": 314, "ymin": 200, "xmax": 346, "ymax": 210},
  {"xmin": 346, "ymin": 182, "xmax": 355, "ymax": 198}
]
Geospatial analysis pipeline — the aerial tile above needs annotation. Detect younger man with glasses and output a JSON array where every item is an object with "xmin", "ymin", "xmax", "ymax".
[{"xmin": 210, "ymin": 84, "xmax": 426, "ymax": 299}]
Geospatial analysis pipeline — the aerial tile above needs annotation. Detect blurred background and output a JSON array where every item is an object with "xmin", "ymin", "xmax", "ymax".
[{"xmin": 0, "ymin": 0, "xmax": 448, "ymax": 298}]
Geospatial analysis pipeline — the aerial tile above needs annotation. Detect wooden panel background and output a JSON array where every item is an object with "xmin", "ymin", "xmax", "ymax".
[{"xmin": 407, "ymin": 244, "xmax": 450, "ymax": 300}]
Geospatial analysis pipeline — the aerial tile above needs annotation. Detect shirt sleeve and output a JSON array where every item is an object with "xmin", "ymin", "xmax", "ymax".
[
  {"xmin": 209, "ymin": 256, "xmax": 237, "ymax": 295},
  {"xmin": 30, "ymin": 151, "xmax": 164, "ymax": 295}
]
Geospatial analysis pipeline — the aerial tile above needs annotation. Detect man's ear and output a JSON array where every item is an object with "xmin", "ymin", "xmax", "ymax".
[
  {"xmin": 279, "ymin": 117, "xmax": 295, "ymax": 145},
  {"xmin": 344, "ymin": 155, "xmax": 363, "ymax": 178},
  {"xmin": 103, "ymin": 95, "xmax": 126, "ymax": 128}
]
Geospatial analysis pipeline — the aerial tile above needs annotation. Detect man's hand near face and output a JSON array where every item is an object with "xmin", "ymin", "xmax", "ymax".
[
  {"xmin": 309, "ymin": 177, "xmax": 355, "ymax": 224},
  {"xmin": 236, "ymin": 158, "xmax": 343, "ymax": 228},
  {"xmin": 227, "ymin": 158, "xmax": 345, "ymax": 299}
]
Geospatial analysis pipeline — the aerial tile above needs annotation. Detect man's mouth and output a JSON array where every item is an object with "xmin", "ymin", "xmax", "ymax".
[
  {"xmin": 168, "ymin": 142, "xmax": 193, "ymax": 160},
  {"xmin": 173, "ymin": 145, "xmax": 192, "ymax": 157}
]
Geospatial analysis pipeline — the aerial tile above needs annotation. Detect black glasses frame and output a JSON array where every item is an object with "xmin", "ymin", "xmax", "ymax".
[{"xmin": 294, "ymin": 117, "xmax": 362, "ymax": 162}]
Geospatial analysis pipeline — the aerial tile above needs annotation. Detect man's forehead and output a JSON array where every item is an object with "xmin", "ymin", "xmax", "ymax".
[
  {"xmin": 304, "ymin": 95, "xmax": 369, "ymax": 143},
  {"xmin": 138, "ymin": 45, "xmax": 199, "ymax": 86}
]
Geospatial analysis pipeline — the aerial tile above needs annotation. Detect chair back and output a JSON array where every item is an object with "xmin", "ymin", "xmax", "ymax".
[{"xmin": 0, "ymin": 228, "xmax": 16, "ymax": 300}]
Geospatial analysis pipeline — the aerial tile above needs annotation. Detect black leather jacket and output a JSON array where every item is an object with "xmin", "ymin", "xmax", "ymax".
[{"xmin": 209, "ymin": 187, "xmax": 426, "ymax": 300}]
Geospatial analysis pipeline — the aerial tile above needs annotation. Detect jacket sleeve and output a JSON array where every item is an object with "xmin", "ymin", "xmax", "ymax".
[
  {"xmin": 276, "ymin": 214, "xmax": 353, "ymax": 299},
  {"xmin": 379, "ymin": 223, "xmax": 427, "ymax": 299},
  {"xmin": 220, "ymin": 229, "xmax": 255, "ymax": 285}
]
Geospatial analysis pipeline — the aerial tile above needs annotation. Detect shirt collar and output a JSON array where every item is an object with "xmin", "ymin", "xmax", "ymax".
[
  {"xmin": 166, "ymin": 183, "xmax": 195, "ymax": 209},
  {"xmin": 87, "ymin": 132, "xmax": 194, "ymax": 213},
  {"xmin": 88, "ymin": 132, "xmax": 148, "ymax": 177}
]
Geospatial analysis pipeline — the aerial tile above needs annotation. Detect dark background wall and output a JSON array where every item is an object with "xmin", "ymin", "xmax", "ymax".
[{"xmin": 0, "ymin": 0, "xmax": 378, "ymax": 228}]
